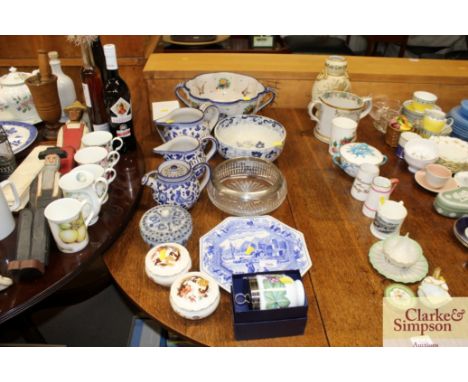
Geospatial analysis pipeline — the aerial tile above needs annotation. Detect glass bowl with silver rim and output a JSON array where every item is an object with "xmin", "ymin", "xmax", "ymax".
[{"xmin": 207, "ymin": 157, "xmax": 287, "ymax": 216}]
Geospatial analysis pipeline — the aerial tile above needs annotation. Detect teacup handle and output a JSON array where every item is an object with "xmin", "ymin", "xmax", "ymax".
[
  {"xmin": 390, "ymin": 178, "xmax": 399, "ymax": 193},
  {"xmin": 256, "ymin": 87, "xmax": 276, "ymax": 113},
  {"xmin": 446, "ymin": 117, "xmax": 454, "ymax": 128},
  {"xmin": 174, "ymin": 82, "xmax": 192, "ymax": 107},
  {"xmin": 307, "ymin": 100, "xmax": 322, "ymax": 123},
  {"xmin": 93, "ymin": 176, "xmax": 109, "ymax": 204},
  {"xmin": 200, "ymin": 136, "xmax": 218, "ymax": 161},
  {"xmin": 360, "ymin": 96, "xmax": 373, "ymax": 119},
  {"xmin": 380, "ymin": 155, "xmax": 388, "ymax": 165},
  {"xmin": 193, "ymin": 163, "xmax": 210, "ymax": 192},
  {"xmin": 106, "ymin": 150, "xmax": 120, "ymax": 168},
  {"xmin": 79, "ymin": 200, "xmax": 95, "ymax": 227},
  {"xmin": 111, "ymin": 137, "xmax": 124, "ymax": 151},
  {"xmin": 104, "ymin": 168, "xmax": 117, "ymax": 183},
  {"xmin": 141, "ymin": 170, "xmax": 158, "ymax": 186},
  {"xmin": 1, "ymin": 180, "xmax": 20, "ymax": 211},
  {"xmin": 200, "ymin": 102, "xmax": 220, "ymax": 132}
]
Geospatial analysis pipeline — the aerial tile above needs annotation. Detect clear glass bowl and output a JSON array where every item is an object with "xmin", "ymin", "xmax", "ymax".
[{"xmin": 207, "ymin": 157, "xmax": 287, "ymax": 216}]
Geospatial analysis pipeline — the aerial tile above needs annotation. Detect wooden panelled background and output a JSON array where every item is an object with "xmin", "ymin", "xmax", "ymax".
[{"xmin": 0, "ymin": 35, "xmax": 158, "ymax": 142}]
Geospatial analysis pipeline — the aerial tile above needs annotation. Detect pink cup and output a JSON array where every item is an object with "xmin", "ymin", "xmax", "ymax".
[{"xmin": 424, "ymin": 163, "xmax": 452, "ymax": 189}]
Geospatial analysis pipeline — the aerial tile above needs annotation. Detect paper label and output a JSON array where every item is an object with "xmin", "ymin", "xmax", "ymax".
[
  {"xmin": 82, "ymin": 83, "xmax": 92, "ymax": 108},
  {"xmin": 110, "ymin": 97, "xmax": 132, "ymax": 124},
  {"xmin": 93, "ymin": 122, "xmax": 110, "ymax": 132},
  {"xmin": 115, "ymin": 124, "xmax": 131, "ymax": 138},
  {"xmin": 259, "ymin": 259, "xmax": 278, "ymax": 269}
]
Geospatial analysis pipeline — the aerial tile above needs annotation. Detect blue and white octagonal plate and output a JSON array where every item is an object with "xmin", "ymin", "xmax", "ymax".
[
  {"xmin": 199, "ymin": 216, "xmax": 312, "ymax": 292},
  {"xmin": 1, "ymin": 121, "xmax": 38, "ymax": 154}
]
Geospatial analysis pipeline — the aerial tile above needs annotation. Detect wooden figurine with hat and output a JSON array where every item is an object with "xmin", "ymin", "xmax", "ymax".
[
  {"xmin": 8, "ymin": 146, "xmax": 67, "ymax": 277},
  {"xmin": 57, "ymin": 100, "xmax": 89, "ymax": 174}
]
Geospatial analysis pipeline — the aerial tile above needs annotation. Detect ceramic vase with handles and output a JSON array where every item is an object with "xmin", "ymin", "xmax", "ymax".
[
  {"xmin": 308, "ymin": 91, "xmax": 372, "ymax": 143},
  {"xmin": 362, "ymin": 176, "xmax": 399, "ymax": 218},
  {"xmin": 311, "ymin": 55, "xmax": 352, "ymax": 102},
  {"xmin": 153, "ymin": 135, "xmax": 217, "ymax": 177},
  {"xmin": 154, "ymin": 103, "xmax": 220, "ymax": 143},
  {"xmin": 0, "ymin": 180, "xmax": 20, "ymax": 240},
  {"xmin": 141, "ymin": 160, "xmax": 210, "ymax": 209}
]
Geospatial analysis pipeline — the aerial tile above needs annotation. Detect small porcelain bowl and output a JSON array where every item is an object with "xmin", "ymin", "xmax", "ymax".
[
  {"xmin": 454, "ymin": 171, "xmax": 468, "ymax": 187},
  {"xmin": 170, "ymin": 272, "xmax": 220, "ymax": 320},
  {"xmin": 404, "ymin": 138, "xmax": 439, "ymax": 173},
  {"xmin": 215, "ymin": 115, "xmax": 286, "ymax": 161},
  {"xmin": 145, "ymin": 243, "xmax": 192, "ymax": 287},
  {"xmin": 383, "ymin": 234, "xmax": 423, "ymax": 268}
]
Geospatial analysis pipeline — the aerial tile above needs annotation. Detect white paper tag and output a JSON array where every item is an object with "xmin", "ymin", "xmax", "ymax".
[
  {"xmin": 258, "ymin": 259, "xmax": 278, "ymax": 269},
  {"xmin": 152, "ymin": 100, "xmax": 180, "ymax": 121},
  {"xmin": 82, "ymin": 83, "xmax": 92, "ymax": 108}
]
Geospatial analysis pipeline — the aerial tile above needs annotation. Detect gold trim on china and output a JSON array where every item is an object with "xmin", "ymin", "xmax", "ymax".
[{"xmin": 319, "ymin": 91, "xmax": 364, "ymax": 111}]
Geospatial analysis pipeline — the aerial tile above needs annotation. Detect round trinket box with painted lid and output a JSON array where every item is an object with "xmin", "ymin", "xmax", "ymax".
[
  {"xmin": 139, "ymin": 204, "xmax": 193, "ymax": 247},
  {"xmin": 145, "ymin": 243, "xmax": 192, "ymax": 287},
  {"xmin": 169, "ymin": 272, "xmax": 220, "ymax": 320}
]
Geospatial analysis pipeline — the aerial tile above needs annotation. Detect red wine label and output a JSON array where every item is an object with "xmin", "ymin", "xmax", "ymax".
[
  {"xmin": 82, "ymin": 83, "xmax": 92, "ymax": 108},
  {"xmin": 115, "ymin": 124, "xmax": 131, "ymax": 138},
  {"xmin": 93, "ymin": 122, "xmax": 110, "ymax": 132},
  {"xmin": 110, "ymin": 97, "xmax": 132, "ymax": 123}
]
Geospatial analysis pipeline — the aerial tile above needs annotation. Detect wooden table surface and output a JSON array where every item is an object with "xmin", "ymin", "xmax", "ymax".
[
  {"xmin": 104, "ymin": 108, "xmax": 468, "ymax": 346},
  {"xmin": 0, "ymin": 144, "xmax": 145, "ymax": 324}
]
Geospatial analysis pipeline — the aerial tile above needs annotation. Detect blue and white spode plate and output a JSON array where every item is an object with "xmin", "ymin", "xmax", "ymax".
[
  {"xmin": 199, "ymin": 216, "xmax": 312, "ymax": 292},
  {"xmin": 1, "ymin": 121, "xmax": 38, "ymax": 154}
]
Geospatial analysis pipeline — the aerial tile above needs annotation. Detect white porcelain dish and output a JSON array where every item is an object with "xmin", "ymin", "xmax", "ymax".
[{"xmin": 403, "ymin": 138, "xmax": 439, "ymax": 173}]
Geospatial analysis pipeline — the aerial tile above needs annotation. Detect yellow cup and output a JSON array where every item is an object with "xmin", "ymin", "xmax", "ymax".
[
  {"xmin": 412, "ymin": 91, "xmax": 437, "ymax": 112},
  {"xmin": 423, "ymin": 109, "xmax": 451, "ymax": 133}
]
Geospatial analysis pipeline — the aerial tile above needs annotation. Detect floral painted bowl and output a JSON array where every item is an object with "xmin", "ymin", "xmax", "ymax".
[
  {"xmin": 174, "ymin": 72, "xmax": 276, "ymax": 117},
  {"xmin": 429, "ymin": 136, "xmax": 468, "ymax": 173},
  {"xmin": 332, "ymin": 142, "xmax": 387, "ymax": 177},
  {"xmin": 214, "ymin": 115, "xmax": 286, "ymax": 161}
]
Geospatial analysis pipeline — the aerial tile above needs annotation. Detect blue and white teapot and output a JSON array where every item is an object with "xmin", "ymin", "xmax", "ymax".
[{"xmin": 142, "ymin": 160, "xmax": 210, "ymax": 209}]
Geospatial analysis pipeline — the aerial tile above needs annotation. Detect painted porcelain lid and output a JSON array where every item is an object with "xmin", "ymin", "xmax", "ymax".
[
  {"xmin": 0, "ymin": 67, "xmax": 32, "ymax": 86},
  {"xmin": 170, "ymin": 272, "xmax": 220, "ymax": 312},
  {"xmin": 139, "ymin": 204, "xmax": 192, "ymax": 246},
  {"xmin": 340, "ymin": 142, "xmax": 384, "ymax": 166},
  {"xmin": 158, "ymin": 160, "xmax": 190, "ymax": 179},
  {"xmin": 435, "ymin": 187, "xmax": 468, "ymax": 212},
  {"xmin": 145, "ymin": 243, "xmax": 191, "ymax": 278},
  {"xmin": 384, "ymin": 283, "xmax": 416, "ymax": 310}
]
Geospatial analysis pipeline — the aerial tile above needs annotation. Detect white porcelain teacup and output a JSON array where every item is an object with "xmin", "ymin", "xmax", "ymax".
[
  {"xmin": 44, "ymin": 198, "xmax": 95, "ymax": 253},
  {"xmin": 308, "ymin": 91, "xmax": 372, "ymax": 143},
  {"xmin": 424, "ymin": 163, "xmax": 452, "ymax": 189},
  {"xmin": 71, "ymin": 164, "xmax": 116, "ymax": 204},
  {"xmin": 371, "ymin": 200, "xmax": 407, "ymax": 240},
  {"xmin": 74, "ymin": 146, "xmax": 120, "ymax": 169},
  {"xmin": 58, "ymin": 170, "xmax": 108, "ymax": 225},
  {"xmin": 81, "ymin": 131, "xmax": 124, "ymax": 152},
  {"xmin": 422, "ymin": 109, "xmax": 453, "ymax": 134},
  {"xmin": 0, "ymin": 180, "xmax": 20, "ymax": 240}
]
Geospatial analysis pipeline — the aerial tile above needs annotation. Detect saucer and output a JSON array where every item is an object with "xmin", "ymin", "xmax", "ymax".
[
  {"xmin": 414, "ymin": 170, "xmax": 459, "ymax": 193},
  {"xmin": 369, "ymin": 241, "xmax": 429, "ymax": 283}
]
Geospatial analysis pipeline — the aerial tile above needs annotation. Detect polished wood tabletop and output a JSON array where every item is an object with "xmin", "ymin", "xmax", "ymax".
[
  {"xmin": 0, "ymin": 144, "xmax": 145, "ymax": 324},
  {"xmin": 104, "ymin": 108, "xmax": 468, "ymax": 346}
]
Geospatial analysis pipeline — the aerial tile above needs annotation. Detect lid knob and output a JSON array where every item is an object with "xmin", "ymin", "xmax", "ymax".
[{"xmin": 9, "ymin": 67, "xmax": 17, "ymax": 73}]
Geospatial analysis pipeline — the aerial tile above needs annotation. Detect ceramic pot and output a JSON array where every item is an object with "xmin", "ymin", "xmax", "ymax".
[
  {"xmin": 332, "ymin": 142, "xmax": 387, "ymax": 177},
  {"xmin": 0, "ymin": 67, "xmax": 40, "ymax": 123},
  {"xmin": 141, "ymin": 160, "xmax": 210, "ymax": 209},
  {"xmin": 311, "ymin": 55, "xmax": 351, "ymax": 101},
  {"xmin": 154, "ymin": 103, "xmax": 219, "ymax": 143},
  {"xmin": 174, "ymin": 72, "xmax": 276, "ymax": 117},
  {"xmin": 308, "ymin": 91, "xmax": 372, "ymax": 143},
  {"xmin": 153, "ymin": 135, "xmax": 217, "ymax": 177}
]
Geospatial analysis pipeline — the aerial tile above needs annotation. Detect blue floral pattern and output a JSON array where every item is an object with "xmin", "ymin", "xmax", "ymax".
[
  {"xmin": 199, "ymin": 216, "xmax": 312, "ymax": 292},
  {"xmin": 1, "ymin": 120, "xmax": 38, "ymax": 154}
]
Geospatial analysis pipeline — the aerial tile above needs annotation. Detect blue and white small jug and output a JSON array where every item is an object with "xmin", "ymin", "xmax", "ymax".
[
  {"xmin": 142, "ymin": 160, "xmax": 210, "ymax": 209},
  {"xmin": 152, "ymin": 135, "xmax": 217, "ymax": 177}
]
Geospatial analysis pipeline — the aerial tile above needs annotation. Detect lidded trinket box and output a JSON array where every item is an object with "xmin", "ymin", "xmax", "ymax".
[
  {"xmin": 139, "ymin": 204, "xmax": 193, "ymax": 246},
  {"xmin": 145, "ymin": 243, "xmax": 192, "ymax": 287},
  {"xmin": 170, "ymin": 272, "xmax": 220, "ymax": 320}
]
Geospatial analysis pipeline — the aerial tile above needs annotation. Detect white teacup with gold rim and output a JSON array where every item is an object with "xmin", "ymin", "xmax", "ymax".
[
  {"xmin": 71, "ymin": 163, "xmax": 116, "ymax": 204},
  {"xmin": 74, "ymin": 146, "xmax": 120, "ymax": 169},
  {"xmin": 308, "ymin": 91, "xmax": 372, "ymax": 143},
  {"xmin": 81, "ymin": 131, "xmax": 124, "ymax": 152},
  {"xmin": 412, "ymin": 91, "xmax": 437, "ymax": 112}
]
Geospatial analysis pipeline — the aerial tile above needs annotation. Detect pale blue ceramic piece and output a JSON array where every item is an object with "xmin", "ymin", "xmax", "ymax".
[
  {"xmin": 1, "ymin": 120, "xmax": 38, "ymax": 154},
  {"xmin": 199, "ymin": 216, "xmax": 312, "ymax": 292},
  {"xmin": 139, "ymin": 204, "xmax": 193, "ymax": 247},
  {"xmin": 214, "ymin": 115, "xmax": 286, "ymax": 162}
]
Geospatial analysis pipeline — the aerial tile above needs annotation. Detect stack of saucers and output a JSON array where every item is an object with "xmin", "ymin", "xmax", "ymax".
[{"xmin": 448, "ymin": 100, "xmax": 468, "ymax": 142}]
